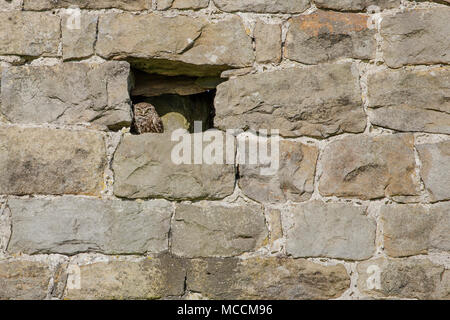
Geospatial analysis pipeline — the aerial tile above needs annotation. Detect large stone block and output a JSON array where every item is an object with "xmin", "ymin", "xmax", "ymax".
[
  {"xmin": 213, "ymin": 0, "xmax": 310, "ymax": 13},
  {"xmin": 417, "ymin": 141, "xmax": 450, "ymax": 202},
  {"xmin": 112, "ymin": 132, "xmax": 235, "ymax": 200},
  {"xmin": 381, "ymin": 8, "xmax": 450, "ymax": 67},
  {"xmin": 319, "ymin": 134, "xmax": 420, "ymax": 199},
  {"xmin": 357, "ymin": 258, "xmax": 449, "ymax": 299},
  {"xmin": 62, "ymin": 13, "xmax": 98, "ymax": 60},
  {"xmin": 23, "ymin": 0, "xmax": 149, "ymax": 10},
  {"xmin": 96, "ymin": 14, "xmax": 254, "ymax": 77},
  {"xmin": 1, "ymin": 62, "xmax": 132, "ymax": 130},
  {"xmin": 0, "ymin": 12, "xmax": 60, "ymax": 57},
  {"xmin": 367, "ymin": 67, "xmax": 450, "ymax": 134},
  {"xmin": 239, "ymin": 140, "xmax": 319, "ymax": 203},
  {"xmin": 285, "ymin": 10, "xmax": 376, "ymax": 64},
  {"xmin": 187, "ymin": 257, "xmax": 350, "ymax": 299},
  {"xmin": 0, "ymin": 260, "xmax": 53, "ymax": 300},
  {"xmin": 64, "ymin": 255, "xmax": 186, "ymax": 299},
  {"xmin": 171, "ymin": 202, "xmax": 268, "ymax": 257},
  {"xmin": 7, "ymin": 198, "xmax": 172, "ymax": 255},
  {"xmin": 314, "ymin": 0, "xmax": 400, "ymax": 11},
  {"xmin": 381, "ymin": 203, "xmax": 450, "ymax": 257},
  {"xmin": 254, "ymin": 21, "xmax": 282, "ymax": 64},
  {"xmin": 282, "ymin": 201, "xmax": 376, "ymax": 260},
  {"xmin": 214, "ymin": 63, "xmax": 366, "ymax": 138},
  {"xmin": 0, "ymin": 127, "xmax": 106, "ymax": 196}
]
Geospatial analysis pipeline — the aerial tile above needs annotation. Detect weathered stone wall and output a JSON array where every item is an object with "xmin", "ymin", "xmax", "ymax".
[{"xmin": 0, "ymin": 0, "xmax": 449, "ymax": 300}]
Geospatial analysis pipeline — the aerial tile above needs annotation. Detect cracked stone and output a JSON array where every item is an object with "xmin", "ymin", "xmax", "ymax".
[
  {"xmin": 416, "ymin": 141, "xmax": 450, "ymax": 202},
  {"xmin": 214, "ymin": 63, "xmax": 366, "ymax": 138},
  {"xmin": 1, "ymin": 62, "xmax": 132, "ymax": 130},
  {"xmin": 96, "ymin": 14, "xmax": 254, "ymax": 77},
  {"xmin": 381, "ymin": 8, "xmax": 450, "ymax": 67},
  {"xmin": 367, "ymin": 67, "xmax": 450, "ymax": 134}
]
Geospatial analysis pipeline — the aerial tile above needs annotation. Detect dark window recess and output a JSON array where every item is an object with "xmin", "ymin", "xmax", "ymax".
[{"xmin": 130, "ymin": 69, "xmax": 222, "ymax": 134}]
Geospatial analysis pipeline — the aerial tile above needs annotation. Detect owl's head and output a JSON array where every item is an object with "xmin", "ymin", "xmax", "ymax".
[{"xmin": 133, "ymin": 102, "xmax": 157, "ymax": 118}]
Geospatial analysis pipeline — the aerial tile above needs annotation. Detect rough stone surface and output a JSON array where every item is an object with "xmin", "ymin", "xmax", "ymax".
[
  {"xmin": 0, "ymin": 12, "xmax": 60, "ymax": 57},
  {"xmin": 215, "ymin": 63, "xmax": 366, "ymax": 138},
  {"xmin": 314, "ymin": 0, "xmax": 400, "ymax": 11},
  {"xmin": 62, "ymin": 13, "xmax": 98, "ymax": 60},
  {"xmin": 285, "ymin": 11, "xmax": 376, "ymax": 64},
  {"xmin": 97, "ymin": 14, "xmax": 254, "ymax": 76},
  {"xmin": 0, "ymin": 127, "xmax": 106, "ymax": 196},
  {"xmin": 381, "ymin": 8, "xmax": 450, "ymax": 68},
  {"xmin": 381, "ymin": 203, "xmax": 450, "ymax": 257},
  {"xmin": 239, "ymin": 140, "xmax": 319, "ymax": 203},
  {"xmin": 0, "ymin": 65, "xmax": 3, "ymax": 122},
  {"xmin": 266, "ymin": 208, "xmax": 283, "ymax": 245},
  {"xmin": 7, "ymin": 198, "xmax": 172, "ymax": 255},
  {"xmin": 417, "ymin": 141, "xmax": 450, "ymax": 202},
  {"xmin": 213, "ymin": 0, "xmax": 310, "ymax": 13},
  {"xmin": 319, "ymin": 134, "xmax": 419, "ymax": 199},
  {"xmin": 171, "ymin": 202, "xmax": 268, "ymax": 257},
  {"xmin": 112, "ymin": 132, "xmax": 235, "ymax": 200},
  {"xmin": 0, "ymin": 0, "xmax": 22, "ymax": 10},
  {"xmin": 1, "ymin": 62, "xmax": 132, "ymax": 129},
  {"xmin": 358, "ymin": 258, "xmax": 449, "ymax": 299},
  {"xmin": 282, "ymin": 201, "xmax": 376, "ymax": 260},
  {"xmin": 187, "ymin": 257, "xmax": 350, "ymax": 299},
  {"xmin": 367, "ymin": 67, "xmax": 450, "ymax": 134},
  {"xmin": 159, "ymin": 0, "xmax": 210, "ymax": 9},
  {"xmin": 131, "ymin": 71, "xmax": 220, "ymax": 97},
  {"xmin": 0, "ymin": 203, "xmax": 10, "ymax": 252},
  {"xmin": 254, "ymin": 21, "xmax": 282, "ymax": 64},
  {"xmin": 0, "ymin": 260, "xmax": 53, "ymax": 300},
  {"xmin": 157, "ymin": 0, "xmax": 174, "ymax": 9},
  {"xmin": 23, "ymin": 0, "xmax": 149, "ymax": 10},
  {"xmin": 65, "ymin": 255, "xmax": 186, "ymax": 299}
]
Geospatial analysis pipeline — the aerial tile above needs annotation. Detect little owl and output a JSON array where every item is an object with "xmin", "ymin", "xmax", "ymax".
[{"xmin": 133, "ymin": 102, "xmax": 164, "ymax": 134}]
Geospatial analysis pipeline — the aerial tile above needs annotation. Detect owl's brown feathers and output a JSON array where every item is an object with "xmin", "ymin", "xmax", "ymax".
[{"xmin": 133, "ymin": 102, "xmax": 164, "ymax": 134}]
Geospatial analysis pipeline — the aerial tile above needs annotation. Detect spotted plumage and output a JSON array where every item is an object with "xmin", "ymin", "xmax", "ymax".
[{"xmin": 132, "ymin": 102, "xmax": 164, "ymax": 134}]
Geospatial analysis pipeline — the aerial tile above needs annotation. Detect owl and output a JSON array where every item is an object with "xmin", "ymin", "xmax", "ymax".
[{"xmin": 132, "ymin": 102, "xmax": 164, "ymax": 134}]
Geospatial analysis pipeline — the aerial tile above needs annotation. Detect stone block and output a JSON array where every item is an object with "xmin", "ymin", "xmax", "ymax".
[
  {"xmin": 1, "ymin": 62, "xmax": 132, "ymax": 130},
  {"xmin": 0, "ymin": 127, "xmax": 106, "ymax": 196},
  {"xmin": 215, "ymin": 63, "xmax": 366, "ymax": 138},
  {"xmin": 319, "ymin": 134, "xmax": 420, "ymax": 199},
  {"xmin": 171, "ymin": 202, "xmax": 268, "ymax": 257},
  {"xmin": 7, "ymin": 198, "xmax": 172, "ymax": 255}
]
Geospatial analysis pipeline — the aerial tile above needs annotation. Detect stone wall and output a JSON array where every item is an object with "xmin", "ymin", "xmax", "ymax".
[{"xmin": 0, "ymin": 0, "xmax": 449, "ymax": 300}]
